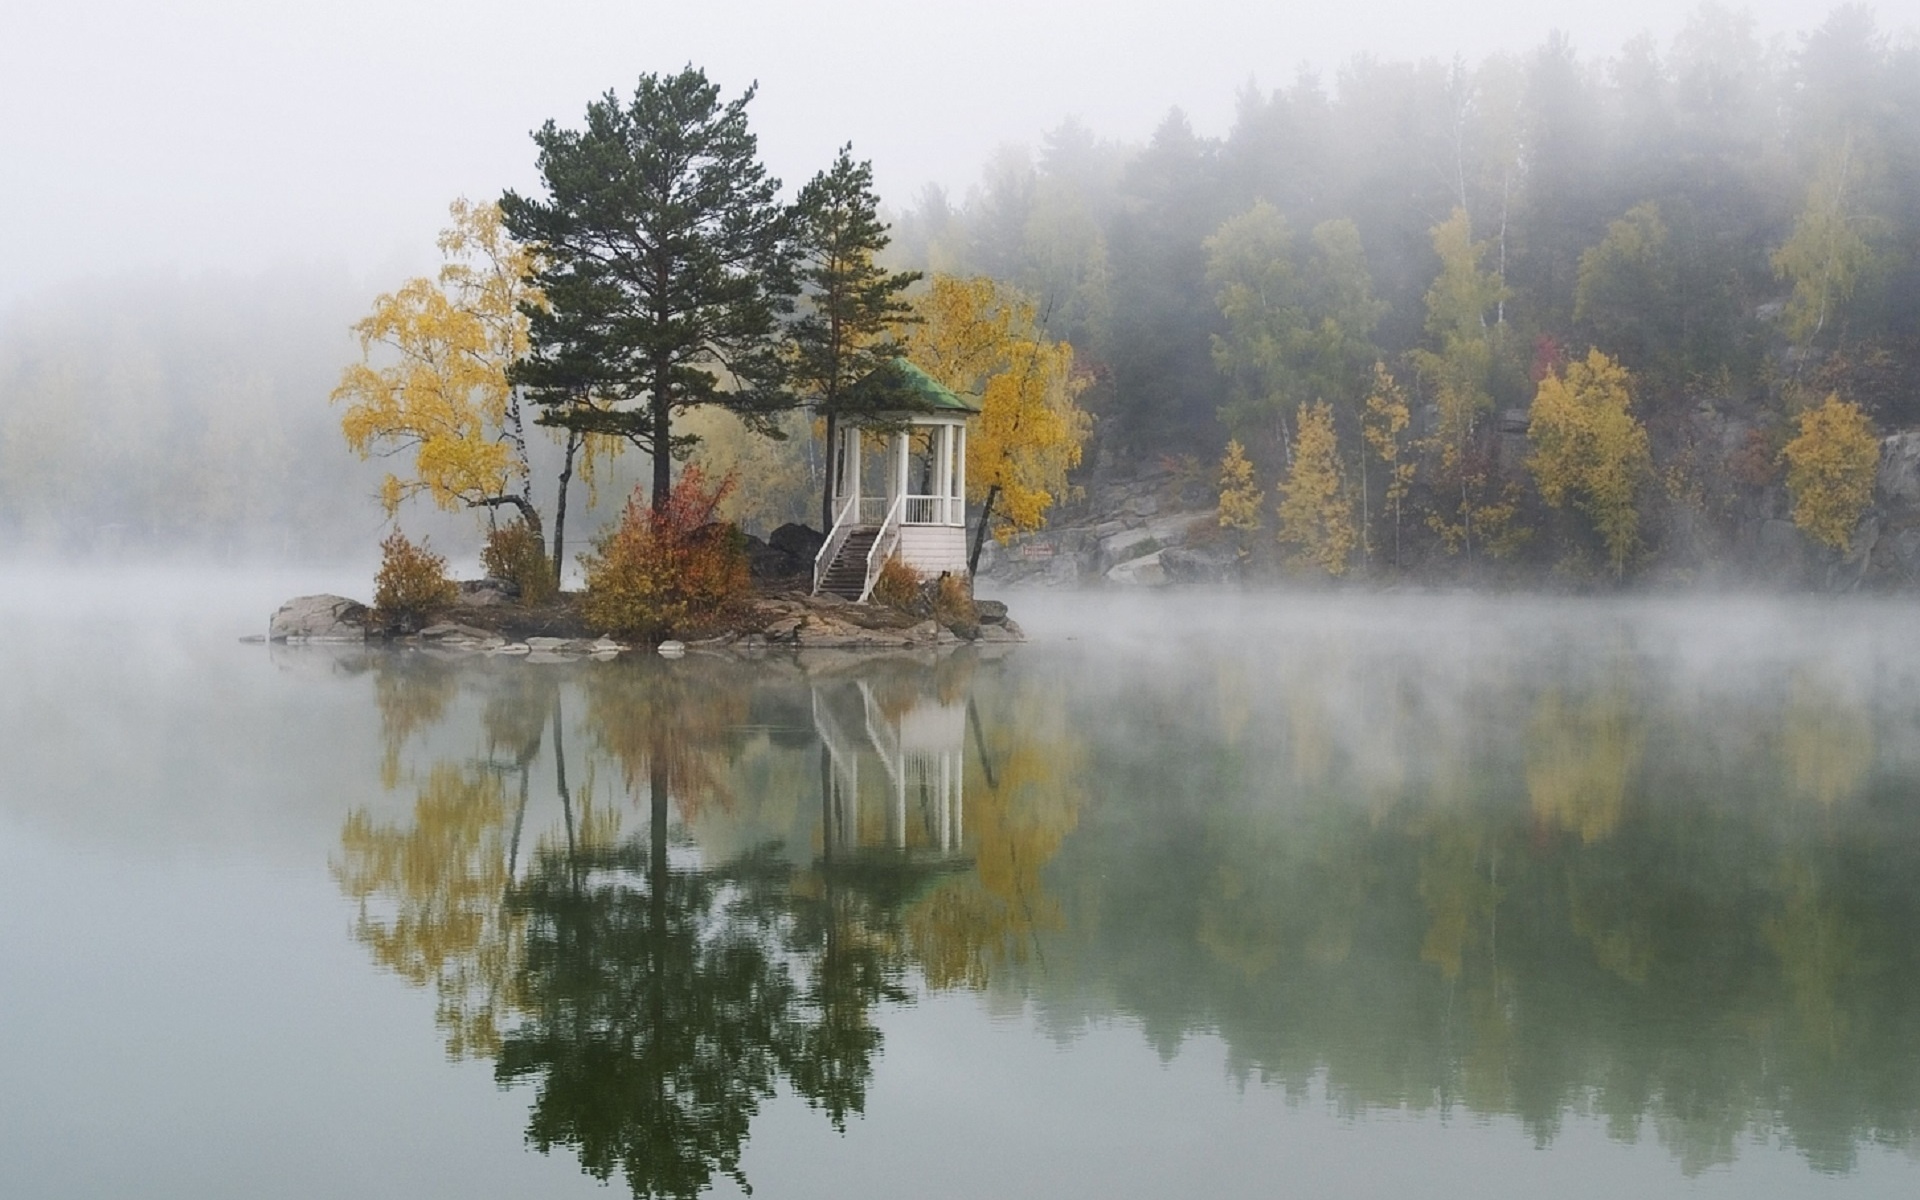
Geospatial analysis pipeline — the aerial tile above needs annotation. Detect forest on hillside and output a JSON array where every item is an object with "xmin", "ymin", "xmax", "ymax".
[
  {"xmin": 2, "ymin": 5, "xmax": 1916, "ymax": 585},
  {"xmin": 886, "ymin": 5, "xmax": 1920, "ymax": 582}
]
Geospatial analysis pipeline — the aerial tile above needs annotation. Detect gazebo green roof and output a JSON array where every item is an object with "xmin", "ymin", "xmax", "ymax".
[{"xmin": 845, "ymin": 357, "xmax": 980, "ymax": 415}]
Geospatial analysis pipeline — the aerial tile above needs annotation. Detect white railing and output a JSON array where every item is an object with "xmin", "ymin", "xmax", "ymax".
[
  {"xmin": 902, "ymin": 494, "xmax": 965, "ymax": 526},
  {"xmin": 813, "ymin": 491, "xmax": 859, "ymax": 594},
  {"xmin": 858, "ymin": 493, "xmax": 907, "ymax": 603},
  {"xmin": 857, "ymin": 495, "xmax": 888, "ymax": 524}
]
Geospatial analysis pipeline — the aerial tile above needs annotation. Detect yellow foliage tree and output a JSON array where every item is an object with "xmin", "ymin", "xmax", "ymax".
[
  {"xmin": 334, "ymin": 199, "xmax": 548, "ymax": 535},
  {"xmin": 1275, "ymin": 401, "xmax": 1355, "ymax": 576},
  {"xmin": 907, "ymin": 276, "xmax": 1092, "ymax": 547},
  {"xmin": 1410, "ymin": 208, "xmax": 1506, "ymax": 461},
  {"xmin": 1772, "ymin": 142, "xmax": 1882, "ymax": 348},
  {"xmin": 1360, "ymin": 363, "xmax": 1413, "ymax": 565},
  {"xmin": 1527, "ymin": 348, "xmax": 1651, "ymax": 578},
  {"xmin": 1217, "ymin": 439, "xmax": 1262, "ymax": 534},
  {"xmin": 1781, "ymin": 393, "xmax": 1879, "ymax": 552}
]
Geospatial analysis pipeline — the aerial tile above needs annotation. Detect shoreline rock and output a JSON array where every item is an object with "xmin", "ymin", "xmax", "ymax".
[{"xmin": 263, "ymin": 586, "xmax": 1024, "ymax": 661}]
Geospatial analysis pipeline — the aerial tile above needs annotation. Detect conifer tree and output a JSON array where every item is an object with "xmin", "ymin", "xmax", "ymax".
[
  {"xmin": 788, "ymin": 146, "xmax": 922, "ymax": 530},
  {"xmin": 502, "ymin": 68, "xmax": 796, "ymax": 513}
]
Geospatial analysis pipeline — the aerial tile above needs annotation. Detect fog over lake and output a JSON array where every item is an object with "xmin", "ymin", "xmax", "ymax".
[{"xmin": 3, "ymin": 569, "xmax": 1918, "ymax": 1198}]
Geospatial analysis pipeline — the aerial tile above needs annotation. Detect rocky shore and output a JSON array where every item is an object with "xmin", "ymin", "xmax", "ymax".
[{"xmin": 266, "ymin": 587, "xmax": 1022, "ymax": 659}]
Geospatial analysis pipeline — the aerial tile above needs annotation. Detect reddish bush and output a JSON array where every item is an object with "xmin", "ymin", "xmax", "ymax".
[{"xmin": 582, "ymin": 468, "xmax": 750, "ymax": 642}]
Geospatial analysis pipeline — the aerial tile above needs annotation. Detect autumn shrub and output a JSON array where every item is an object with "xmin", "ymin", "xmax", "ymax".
[
  {"xmin": 373, "ymin": 529, "xmax": 458, "ymax": 632},
  {"xmin": 582, "ymin": 468, "xmax": 750, "ymax": 643},
  {"xmin": 870, "ymin": 556, "xmax": 923, "ymax": 612},
  {"xmin": 482, "ymin": 520, "xmax": 554, "ymax": 604},
  {"xmin": 934, "ymin": 573, "xmax": 978, "ymax": 629}
]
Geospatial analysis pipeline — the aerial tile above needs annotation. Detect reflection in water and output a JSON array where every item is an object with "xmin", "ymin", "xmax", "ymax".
[{"xmin": 337, "ymin": 627, "xmax": 1920, "ymax": 1193}]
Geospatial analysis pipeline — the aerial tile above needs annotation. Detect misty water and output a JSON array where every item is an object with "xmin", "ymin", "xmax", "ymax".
[{"xmin": 4, "ymin": 571, "xmax": 1920, "ymax": 1198}]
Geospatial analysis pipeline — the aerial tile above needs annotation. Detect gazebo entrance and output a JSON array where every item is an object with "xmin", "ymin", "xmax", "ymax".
[{"xmin": 814, "ymin": 360, "xmax": 977, "ymax": 602}]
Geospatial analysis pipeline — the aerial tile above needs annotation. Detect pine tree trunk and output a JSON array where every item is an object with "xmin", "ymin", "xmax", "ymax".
[
  {"xmin": 550, "ymin": 430, "xmax": 580, "ymax": 589},
  {"xmin": 968, "ymin": 484, "xmax": 1002, "ymax": 576}
]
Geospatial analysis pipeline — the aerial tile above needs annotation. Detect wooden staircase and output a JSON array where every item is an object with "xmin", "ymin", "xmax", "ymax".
[{"xmin": 816, "ymin": 527, "xmax": 880, "ymax": 600}]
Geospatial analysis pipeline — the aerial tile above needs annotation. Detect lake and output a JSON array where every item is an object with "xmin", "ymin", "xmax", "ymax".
[{"xmin": 2, "ymin": 569, "xmax": 1918, "ymax": 1198}]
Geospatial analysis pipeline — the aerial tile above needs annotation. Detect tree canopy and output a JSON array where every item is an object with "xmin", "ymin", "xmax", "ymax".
[{"xmin": 502, "ymin": 67, "xmax": 796, "ymax": 512}]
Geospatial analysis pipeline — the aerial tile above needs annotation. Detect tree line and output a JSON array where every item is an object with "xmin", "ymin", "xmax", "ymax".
[{"xmin": 895, "ymin": 4, "xmax": 1920, "ymax": 581}]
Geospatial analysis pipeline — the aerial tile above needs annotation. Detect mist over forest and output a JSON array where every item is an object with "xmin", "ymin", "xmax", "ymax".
[{"xmin": 4, "ymin": 4, "xmax": 1917, "ymax": 585}]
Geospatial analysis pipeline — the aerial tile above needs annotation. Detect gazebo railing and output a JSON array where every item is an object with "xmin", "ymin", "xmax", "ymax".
[
  {"xmin": 857, "ymin": 495, "xmax": 889, "ymax": 524},
  {"xmin": 859, "ymin": 494, "xmax": 907, "ymax": 603},
  {"xmin": 902, "ymin": 494, "xmax": 963, "ymax": 526},
  {"xmin": 814, "ymin": 492, "xmax": 860, "ymax": 594}
]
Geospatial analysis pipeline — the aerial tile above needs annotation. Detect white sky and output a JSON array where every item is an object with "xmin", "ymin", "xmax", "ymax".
[{"xmin": 0, "ymin": 0, "xmax": 1905, "ymax": 303}]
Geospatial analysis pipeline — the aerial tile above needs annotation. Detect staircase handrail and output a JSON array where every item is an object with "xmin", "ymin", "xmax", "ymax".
[
  {"xmin": 858, "ymin": 493, "xmax": 907, "ymax": 603},
  {"xmin": 813, "ymin": 491, "xmax": 860, "ymax": 594}
]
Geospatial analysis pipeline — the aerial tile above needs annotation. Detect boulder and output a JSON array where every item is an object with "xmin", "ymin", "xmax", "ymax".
[
  {"xmin": 975, "ymin": 599, "xmax": 1009, "ymax": 625},
  {"xmin": 269, "ymin": 595, "xmax": 368, "ymax": 642},
  {"xmin": 1106, "ymin": 550, "xmax": 1169, "ymax": 586},
  {"xmin": 454, "ymin": 577, "xmax": 518, "ymax": 609},
  {"xmin": 1161, "ymin": 543, "xmax": 1241, "ymax": 584},
  {"xmin": 1878, "ymin": 432, "xmax": 1920, "ymax": 507},
  {"xmin": 769, "ymin": 523, "xmax": 827, "ymax": 562}
]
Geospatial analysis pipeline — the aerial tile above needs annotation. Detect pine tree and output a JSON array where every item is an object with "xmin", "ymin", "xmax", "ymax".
[
  {"xmin": 788, "ymin": 146, "xmax": 922, "ymax": 530},
  {"xmin": 501, "ymin": 68, "xmax": 796, "ymax": 513}
]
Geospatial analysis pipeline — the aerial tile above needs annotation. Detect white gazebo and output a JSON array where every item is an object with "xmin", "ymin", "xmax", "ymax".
[{"xmin": 813, "ymin": 359, "xmax": 979, "ymax": 601}]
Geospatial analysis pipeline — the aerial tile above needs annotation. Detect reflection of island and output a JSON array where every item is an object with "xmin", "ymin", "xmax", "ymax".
[{"xmin": 333, "ymin": 645, "xmax": 1920, "ymax": 1187}]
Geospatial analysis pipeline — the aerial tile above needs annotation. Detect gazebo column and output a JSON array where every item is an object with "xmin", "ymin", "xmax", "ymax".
[
  {"xmin": 955, "ymin": 424, "xmax": 968, "ymax": 531},
  {"xmin": 935, "ymin": 424, "xmax": 953, "ymax": 525},
  {"xmin": 893, "ymin": 430, "xmax": 909, "ymax": 513}
]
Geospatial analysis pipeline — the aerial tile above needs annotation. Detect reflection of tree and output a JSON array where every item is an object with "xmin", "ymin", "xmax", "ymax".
[
  {"xmin": 370, "ymin": 655, "xmax": 459, "ymax": 788},
  {"xmin": 498, "ymin": 822, "xmax": 800, "ymax": 1200},
  {"xmin": 906, "ymin": 680, "xmax": 1084, "ymax": 990},
  {"xmin": 334, "ymin": 763, "xmax": 524, "ymax": 1058},
  {"xmin": 1780, "ymin": 671, "xmax": 1873, "ymax": 809},
  {"xmin": 583, "ymin": 657, "xmax": 754, "ymax": 823},
  {"xmin": 1525, "ymin": 683, "xmax": 1641, "ymax": 843}
]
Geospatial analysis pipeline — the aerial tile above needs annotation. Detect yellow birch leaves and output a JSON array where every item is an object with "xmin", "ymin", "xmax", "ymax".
[
  {"xmin": 1217, "ymin": 440, "xmax": 1262, "ymax": 533},
  {"xmin": 1276, "ymin": 402, "xmax": 1356, "ymax": 576},
  {"xmin": 333, "ymin": 199, "xmax": 543, "ymax": 517},
  {"xmin": 908, "ymin": 275, "xmax": 1092, "ymax": 537},
  {"xmin": 1527, "ymin": 349, "xmax": 1651, "ymax": 578},
  {"xmin": 1781, "ymin": 394, "xmax": 1878, "ymax": 551}
]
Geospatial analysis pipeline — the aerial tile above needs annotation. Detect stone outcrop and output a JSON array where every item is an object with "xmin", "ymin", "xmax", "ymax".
[{"xmin": 268, "ymin": 595, "xmax": 368, "ymax": 642}]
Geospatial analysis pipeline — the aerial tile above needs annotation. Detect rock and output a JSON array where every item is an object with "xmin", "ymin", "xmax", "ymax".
[
  {"xmin": 418, "ymin": 622, "xmax": 495, "ymax": 642},
  {"xmin": 454, "ymin": 578, "xmax": 518, "ymax": 608},
  {"xmin": 492, "ymin": 642, "xmax": 531, "ymax": 656},
  {"xmin": 1161, "ymin": 543, "xmax": 1241, "ymax": 584},
  {"xmin": 525, "ymin": 636, "xmax": 570, "ymax": 651},
  {"xmin": 658, "ymin": 640, "xmax": 687, "ymax": 657},
  {"xmin": 237, "ymin": 633, "xmax": 266, "ymax": 644},
  {"xmin": 1095, "ymin": 526, "xmax": 1161, "ymax": 573},
  {"xmin": 1106, "ymin": 550, "xmax": 1169, "ymax": 586},
  {"xmin": 591, "ymin": 638, "xmax": 625, "ymax": 654},
  {"xmin": 975, "ymin": 599, "xmax": 1009, "ymax": 625},
  {"xmin": 269, "ymin": 594, "xmax": 368, "ymax": 642},
  {"xmin": 769, "ymin": 522, "xmax": 826, "ymax": 562},
  {"xmin": 1879, "ymin": 432, "xmax": 1920, "ymax": 507},
  {"xmin": 1127, "ymin": 494, "xmax": 1159, "ymax": 518},
  {"xmin": 812, "ymin": 591, "xmax": 849, "ymax": 607}
]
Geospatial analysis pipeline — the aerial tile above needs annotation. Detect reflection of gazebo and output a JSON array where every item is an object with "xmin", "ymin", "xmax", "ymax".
[
  {"xmin": 814, "ymin": 359, "xmax": 979, "ymax": 601},
  {"xmin": 811, "ymin": 680, "xmax": 967, "ymax": 860}
]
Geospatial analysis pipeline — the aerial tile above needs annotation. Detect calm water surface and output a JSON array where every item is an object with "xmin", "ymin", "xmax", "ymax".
[{"xmin": 3, "ymin": 570, "xmax": 1919, "ymax": 1198}]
